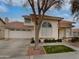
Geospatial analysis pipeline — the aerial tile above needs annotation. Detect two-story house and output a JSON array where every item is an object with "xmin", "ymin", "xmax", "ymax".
[
  {"xmin": 4, "ymin": 15, "xmax": 74, "ymax": 41},
  {"xmin": 23, "ymin": 15, "xmax": 74, "ymax": 40}
]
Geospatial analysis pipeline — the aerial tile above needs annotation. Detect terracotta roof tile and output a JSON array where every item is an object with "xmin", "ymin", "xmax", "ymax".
[
  {"xmin": 59, "ymin": 20, "xmax": 73, "ymax": 28},
  {"xmin": 5, "ymin": 22, "xmax": 34, "ymax": 30},
  {"xmin": 72, "ymin": 29, "xmax": 79, "ymax": 32},
  {"xmin": 23, "ymin": 14, "xmax": 63, "ymax": 21}
]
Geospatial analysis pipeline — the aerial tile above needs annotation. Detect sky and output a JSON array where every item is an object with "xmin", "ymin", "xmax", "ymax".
[{"xmin": 0, "ymin": 0, "xmax": 79, "ymax": 28}]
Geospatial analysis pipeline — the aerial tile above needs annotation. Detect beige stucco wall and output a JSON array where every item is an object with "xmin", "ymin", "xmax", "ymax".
[
  {"xmin": 4, "ymin": 29, "xmax": 9, "ymax": 39},
  {"xmin": 72, "ymin": 32, "xmax": 79, "ymax": 37},
  {"xmin": 0, "ymin": 21, "xmax": 4, "ymax": 27},
  {"xmin": 59, "ymin": 28, "xmax": 71, "ymax": 39},
  {"xmin": 59, "ymin": 28, "xmax": 65, "ymax": 39},
  {"xmin": 0, "ymin": 21, "xmax": 5, "ymax": 39},
  {"xmin": 66, "ymin": 28, "xmax": 71, "ymax": 37},
  {"xmin": 33, "ymin": 20, "xmax": 59, "ymax": 40}
]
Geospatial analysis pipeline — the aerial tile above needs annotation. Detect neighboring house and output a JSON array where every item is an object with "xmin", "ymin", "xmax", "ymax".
[
  {"xmin": 4, "ymin": 15, "xmax": 74, "ymax": 40},
  {"xmin": 0, "ymin": 18, "xmax": 6, "ymax": 39},
  {"xmin": 59, "ymin": 20, "xmax": 75, "ymax": 39},
  {"xmin": 72, "ymin": 29, "xmax": 79, "ymax": 37}
]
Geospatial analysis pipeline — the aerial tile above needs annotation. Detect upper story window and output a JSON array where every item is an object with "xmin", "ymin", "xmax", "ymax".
[
  {"xmin": 42, "ymin": 22, "xmax": 52, "ymax": 28},
  {"xmin": 24, "ymin": 18, "xmax": 31, "ymax": 23}
]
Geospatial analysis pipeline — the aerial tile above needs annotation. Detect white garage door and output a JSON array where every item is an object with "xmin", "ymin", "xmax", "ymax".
[{"xmin": 7, "ymin": 31, "xmax": 34, "ymax": 39}]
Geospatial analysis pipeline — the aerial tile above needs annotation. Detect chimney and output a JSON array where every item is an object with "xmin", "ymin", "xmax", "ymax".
[{"xmin": 5, "ymin": 17, "xmax": 9, "ymax": 24}]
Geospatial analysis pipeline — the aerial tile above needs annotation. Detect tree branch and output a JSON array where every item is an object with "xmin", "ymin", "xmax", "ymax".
[
  {"xmin": 43, "ymin": 0, "xmax": 59, "ymax": 14},
  {"xmin": 28, "ymin": 0, "xmax": 36, "ymax": 15},
  {"xmin": 37, "ymin": 0, "xmax": 41, "ymax": 15}
]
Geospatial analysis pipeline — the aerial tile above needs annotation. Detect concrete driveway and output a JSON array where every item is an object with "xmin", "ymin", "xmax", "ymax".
[
  {"xmin": 0, "ymin": 39, "xmax": 79, "ymax": 59},
  {"xmin": 0, "ymin": 39, "xmax": 30, "ymax": 59}
]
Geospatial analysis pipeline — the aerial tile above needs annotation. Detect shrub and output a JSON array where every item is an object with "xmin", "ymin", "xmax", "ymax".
[
  {"xmin": 31, "ymin": 38, "xmax": 41, "ymax": 43},
  {"xmin": 71, "ymin": 37, "xmax": 79, "ymax": 42},
  {"xmin": 44, "ymin": 39, "xmax": 49, "ymax": 43},
  {"xmin": 56, "ymin": 39, "xmax": 62, "ymax": 42},
  {"xmin": 44, "ymin": 38, "xmax": 56, "ymax": 43},
  {"xmin": 39, "ymin": 39, "xmax": 41, "ymax": 43},
  {"xmin": 51, "ymin": 39, "xmax": 56, "ymax": 42},
  {"xmin": 31, "ymin": 38, "xmax": 35, "ymax": 43}
]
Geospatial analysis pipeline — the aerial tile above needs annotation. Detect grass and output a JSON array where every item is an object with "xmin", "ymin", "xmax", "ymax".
[{"xmin": 43, "ymin": 45, "xmax": 75, "ymax": 54}]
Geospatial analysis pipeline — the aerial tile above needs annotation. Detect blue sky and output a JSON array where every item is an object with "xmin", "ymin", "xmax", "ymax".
[{"xmin": 0, "ymin": 0, "xmax": 79, "ymax": 28}]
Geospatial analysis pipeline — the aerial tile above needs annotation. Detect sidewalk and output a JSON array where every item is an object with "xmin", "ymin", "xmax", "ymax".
[{"xmin": 33, "ymin": 51, "xmax": 79, "ymax": 59}]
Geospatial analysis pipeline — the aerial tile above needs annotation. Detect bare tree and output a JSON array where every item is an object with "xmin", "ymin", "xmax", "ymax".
[
  {"xmin": 71, "ymin": 0, "xmax": 79, "ymax": 21},
  {"xmin": 27, "ymin": 0, "xmax": 63, "ymax": 48},
  {"xmin": 7, "ymin": 0, "xmax": 63, "ymax": 48}
]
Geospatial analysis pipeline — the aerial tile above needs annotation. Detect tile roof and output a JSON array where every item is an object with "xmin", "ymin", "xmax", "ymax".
[
  {"xmin": 59, "ymin": 20, "xmax": 74, "ymax": 28},
  {"xmin": 72, "ymin": 29, "xmax": 79, "ymax": 32},
  {"xmin": 5, "ymin": 20, "xmax": 74, "ymax": 30},
  {"xmin": 23, "ymin": 14, "xmax": 64, "ymax": 21},
  {"xmin": 5, "ymin": 22, "xmax": 34, "ymax": 30}
]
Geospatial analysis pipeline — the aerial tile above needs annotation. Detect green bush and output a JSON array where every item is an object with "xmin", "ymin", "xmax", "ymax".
[
  {"xmin": 31, "ymin": 38, "xmax": 41, "ymax": 43},
  {"xmin": 44, "ymin": 38, "xmax": 62, "ymax": 43},
  {"xmin": 56, "ymin": 39, "xmax": 62, "ymax": 42},
  {"xmin": 44, "ymin": 38, "xmax": 56, "ymax": 43},
  {"xmin": 31, "ymin": 38, "xmax": 35, "ymax": 43},
  {"xmin": 71, "ymin": 37, "xmax": 79, "ymax": 42}
]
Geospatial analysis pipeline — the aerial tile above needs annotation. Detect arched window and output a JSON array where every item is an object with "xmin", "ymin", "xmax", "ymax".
[
  {"xmin": 41, "ymin": 22, "xmax": 52, "ymax": 37},
  {"xmin": 42, "ymin": 22, "xmax": 52, "ymax": 28}
]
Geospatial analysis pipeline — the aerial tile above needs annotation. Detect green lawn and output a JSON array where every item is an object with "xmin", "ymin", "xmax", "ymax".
[{"xmin": 43, "ymin": 45, "xmax": 75, "ymax": 54}]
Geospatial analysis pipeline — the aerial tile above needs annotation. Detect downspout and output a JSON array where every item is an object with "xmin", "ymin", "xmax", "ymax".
[
  {"xmin": 58, "ymin": 20, "xmax": 61, "ymax": 39},
  {"xmin": 70, "ymin": 28, "xmax": 72, "ymax": 37},
  {"xmin": 64, "ymin": 28, "xmax": 66, "ymax": 38}
]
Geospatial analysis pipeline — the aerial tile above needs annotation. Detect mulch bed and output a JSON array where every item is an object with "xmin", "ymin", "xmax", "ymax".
[
  {"xmin": 27, "ymin": 46, "xmax": 45, "ymax": 56},
  {"xmin": 69, "ymin": 42, "xmax": 79, "ymax": 47}
]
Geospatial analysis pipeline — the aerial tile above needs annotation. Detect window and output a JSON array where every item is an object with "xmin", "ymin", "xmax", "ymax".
[
  {"xmin": 41, "ymin": 22, "xmax": 52, "ymax": 37},
  {"xmin": 42, "ymin": 22, "xmax": 52, "ymax": 28},
  {"xmin": 24, "ymin": 18, "xmax": 31, "ymax": 23}
]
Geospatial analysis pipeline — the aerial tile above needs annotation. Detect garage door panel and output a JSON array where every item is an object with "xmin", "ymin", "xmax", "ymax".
[{"xmin": 9, "ymin": 31, "xmax": 34, "ymax": 39}]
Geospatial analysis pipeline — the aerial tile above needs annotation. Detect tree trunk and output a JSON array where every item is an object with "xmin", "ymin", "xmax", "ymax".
[
  {"xmin": 35, "ymin": 24, "xmax": 40, "ymax": 48},
  {"xmin": 34, "ymin": 15, "xmax": 43, "ymax": 49}
]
